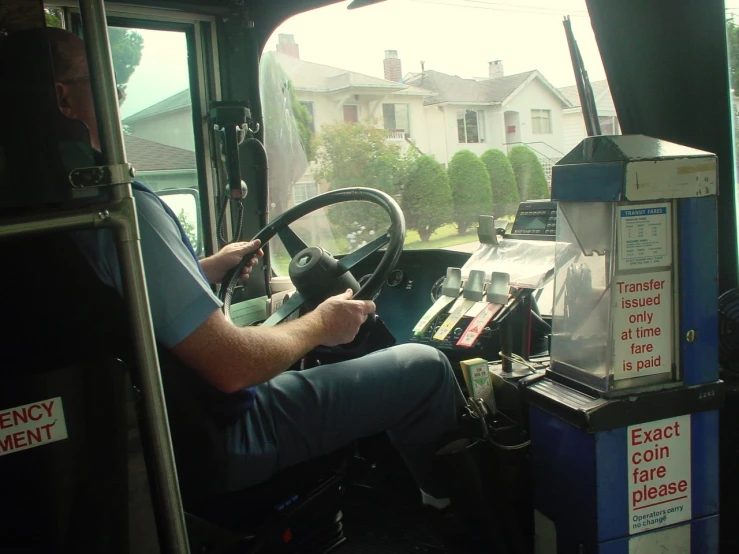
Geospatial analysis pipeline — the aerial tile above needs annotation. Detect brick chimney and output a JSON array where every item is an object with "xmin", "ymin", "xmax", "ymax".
[
  {"xmin": 384, "ymin": 50, "xmax": 402, "ymax": 82},
  {"xmin": 488, "ymin": 60, "xmax": 504, "ymax": 79},
  {"xmin": 277, "ymin": 34, "xmax": 300, "ymax": 58}
]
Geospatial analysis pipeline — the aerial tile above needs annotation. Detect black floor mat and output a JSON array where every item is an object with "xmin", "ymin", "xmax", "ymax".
[{"xmin": 334, "ymin": 466, "xmax": 493, "ymax": 554}]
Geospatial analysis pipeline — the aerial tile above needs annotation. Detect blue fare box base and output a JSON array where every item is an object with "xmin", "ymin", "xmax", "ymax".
[{"xmin": 529, "ymin": 405, "xmax": 719, "ymax": 552}]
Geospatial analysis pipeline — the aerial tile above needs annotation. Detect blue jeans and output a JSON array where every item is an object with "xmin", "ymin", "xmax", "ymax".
[{"xmin": 224, "ymin": 343, "xmax": 465, "ymax": 497}]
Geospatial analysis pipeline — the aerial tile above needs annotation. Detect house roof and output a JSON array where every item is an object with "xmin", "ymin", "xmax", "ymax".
[
  {"xmin": 124, "ymin": 135, "xmax": 196, "ymax": 171},
  {"xmin": 123, "ymin": 89, "xmax": 191, "ymax": 124},
  {"xmin": 558, "ymin": 80, "xmax": 610, "ymax": 107},
  {"xmin": 403, "ymin": 69, "xmax": 571, "ymax": 107},
  {"xmin": 267, "ymin": 51, "xmax": 433, "ymax": 96}
]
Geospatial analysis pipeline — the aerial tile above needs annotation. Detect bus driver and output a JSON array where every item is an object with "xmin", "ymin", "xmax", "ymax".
[{"xmin": 0, "ymin": 27, "xmax": 502, "ymax": 551}]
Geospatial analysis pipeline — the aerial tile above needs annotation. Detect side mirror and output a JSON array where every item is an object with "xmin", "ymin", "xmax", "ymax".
[{"xmin": 158, "ymin": 188, "xmax": 203, "ymax": 257}]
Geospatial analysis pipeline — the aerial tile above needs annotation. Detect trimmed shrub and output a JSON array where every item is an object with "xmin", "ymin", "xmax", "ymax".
[
  {"xmin": 508, "ymin": 145, "xmax": 550, "ymax": 201},
  {"xmin": 448, "ymin": 150, "xmax": 492, "ymax": 234},
  {"xmin": 480, "ymin": 148, "xmax": 520, "ymax": 218},
  {"xmin": 401, "ymin": 155, "xmax": 453, "ymax": 241}
]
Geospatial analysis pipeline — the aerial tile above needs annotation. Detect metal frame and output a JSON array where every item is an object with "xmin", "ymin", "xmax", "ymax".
[
  {"xmin": 0, "ymin": 1, "xmax": 191, "ymax": 551},
  {"xmin": 79, "ymin": 1, "xmax": 191, "ymax": 549}
]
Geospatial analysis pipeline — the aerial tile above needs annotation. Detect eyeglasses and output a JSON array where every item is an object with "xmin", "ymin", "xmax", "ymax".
[{"xmin": 59, "ymin": 75, "xmax": 124, "ymax": 102}]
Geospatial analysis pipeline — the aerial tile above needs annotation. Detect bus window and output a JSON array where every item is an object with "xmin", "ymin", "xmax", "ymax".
[{"xmin": 108, "ymin": 25, "xmax": 204, "ymax": 254}]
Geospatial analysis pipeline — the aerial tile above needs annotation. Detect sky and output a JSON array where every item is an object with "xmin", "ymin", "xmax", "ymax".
[{"xmin": 121, "ymin": 0, "xmax": 739, "ymax": 119}]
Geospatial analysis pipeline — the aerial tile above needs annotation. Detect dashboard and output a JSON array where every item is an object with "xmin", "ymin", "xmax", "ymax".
[
  {"xmin": 349, "ymin": 249, "xmax": 472, "ymax": 344},
  {"xmin": 345, "ymin": 245, "xmax": 551, "ymax": 366}
]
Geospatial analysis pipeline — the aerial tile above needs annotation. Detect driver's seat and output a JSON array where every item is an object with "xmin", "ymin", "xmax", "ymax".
[
  {"xmin": 154, "ymin": 347, "xmax": 349, "ymax": 554},
  {"xmin": 8, "ymin": 231, "xmax": 349, "ymax": 554}
]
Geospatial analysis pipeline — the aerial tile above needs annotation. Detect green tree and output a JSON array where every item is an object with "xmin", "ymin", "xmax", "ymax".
[
  {"xmin": 401, "ymin": 155, "xmax": 453, "ymax": 241},
  {"xmin": 108, "ymin": 27, "xmax": 144, "ymax": 106},
  {"xmin": 178, "ymin": 208, "xmax": 198, "ymax": 247},
  {"xmin": 508, "ymin": 145, "xmax": 550, "ymax": 201},
  {"xmin": 448, "ymin": 150, "xmax": 492, "ymax": 235},
  {"xmin": 480, "ymin": 148, "xmax": 520, "ymax": 218},
  {"xmin": 44, "ymin": 8, "xmax": 63, "ymax": 28},
  {"xmin": 289, "ymin": 83, "xmax": 315, "ymax": 161},
  {"xmin": 315, "ymin": 121, "xmax": 409, "ymax": 245},
  {"xmin": 728, "ymin": 18, "xmax": 739, "ymax": 93}
]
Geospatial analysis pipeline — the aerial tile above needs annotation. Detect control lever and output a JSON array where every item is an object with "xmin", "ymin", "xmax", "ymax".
[
  {"xmin": 433, "ymin": 270, "xmax": 485, "ymax": 341},
  {"xmin": 412, "ymin": 267, "xmax": 462, "ymax": 336},
  {"xmin": 340, "ymin": 313, "xmax": 395, "ymax": 353},
  {"xmin": 457, "ymin": 272, "xmax": 511, "ymax": 348}
]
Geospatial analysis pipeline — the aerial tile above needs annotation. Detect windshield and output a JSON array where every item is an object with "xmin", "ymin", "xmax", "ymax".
[{"xmin": 260, "ymin": 0, "xmax": 617, "ymax": 275}]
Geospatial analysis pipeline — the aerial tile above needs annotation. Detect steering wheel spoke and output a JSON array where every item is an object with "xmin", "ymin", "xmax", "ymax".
[
  {"xmin": 338, "ymin": 232, "xmax": 391, "ymax": 272},
  {"xmin": 277, "ymin": 225, "xmax": 309, "ymax": 258},
  {"xmin": 261, "ymin": 291, "xmax": 306, "ymax": 327}
]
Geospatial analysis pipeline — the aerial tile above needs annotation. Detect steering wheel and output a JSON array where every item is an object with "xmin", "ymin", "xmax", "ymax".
[{"xmin": 219, "ymin": 187, "xmax": 406, "ymax": 327}]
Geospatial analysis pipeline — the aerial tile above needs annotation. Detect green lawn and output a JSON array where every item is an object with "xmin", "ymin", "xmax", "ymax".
[{"xmin": 404, "ymin": 224, "xmax": 477, "ymax": 250}]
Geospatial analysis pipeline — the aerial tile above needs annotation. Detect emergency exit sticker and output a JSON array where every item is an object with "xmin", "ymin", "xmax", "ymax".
[
  {"xmin": 628, "ymin": 415, "xmax": 691, "ymax": 535},
  {"xmin": 613, "ymin": 271, "xmax": 672, "ymax": 380},
  {"xmin": 618, "ymin": 203, "xmax": 671, "ymax": 271},
  {"xmin": 0, "ymin": 397, "xmax": 68, "ymax": 456}
]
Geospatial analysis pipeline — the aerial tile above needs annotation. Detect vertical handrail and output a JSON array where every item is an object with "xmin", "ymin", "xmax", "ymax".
[{"xmin": 77, "ymin": 1, "xmax": 191, "ymax": 552}]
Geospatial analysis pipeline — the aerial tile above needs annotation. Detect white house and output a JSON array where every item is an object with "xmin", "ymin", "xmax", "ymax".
[
  {"xmin": 264, "ymin": 43, "xmax": 434, "ymax": 153},
  {"xmin": 402, "ymin": 62, "xmax": 572, "ymax": 180},
  {"xmin": 558, "ymin": 79, "xmax": 621, "ymax": 153},
  {"xmin": 117, "ymin": 134, "xmax": 198, "ymax": 198},
  {"xmin": 123, "ymin": 89, "xmax": 194, "ymax": 152},
  {"xmin": 122, "ymin": 36, "xmax": 584, "ymax": 205}
]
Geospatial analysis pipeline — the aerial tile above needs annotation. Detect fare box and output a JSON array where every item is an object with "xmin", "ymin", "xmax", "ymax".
[
  {"xmin": 627, "ymin": 415, "xmax": 691, "ymax": 534},
  {"xmin": 613, "ymin": 270, "xmax": 672, "ymax": 380}
]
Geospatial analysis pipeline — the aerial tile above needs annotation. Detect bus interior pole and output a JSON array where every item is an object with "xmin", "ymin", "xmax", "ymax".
[{"xmin": 76, "ymin": 1, "xmax": 190, "ymax": 552}]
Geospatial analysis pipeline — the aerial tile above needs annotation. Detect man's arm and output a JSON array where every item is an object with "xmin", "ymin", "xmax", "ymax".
[{"xmin": 172, "ymin": 289, "xmax": 375, "ymax": 393}]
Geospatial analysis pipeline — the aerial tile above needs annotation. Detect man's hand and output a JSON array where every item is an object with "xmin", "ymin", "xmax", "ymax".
[
  {"xmin": 200, "ymin": 240, "xmax": 264, "ymax": 285},
  {"xmin": 311, "ymin": 289, "xmax": 376, "ymax": 346}
]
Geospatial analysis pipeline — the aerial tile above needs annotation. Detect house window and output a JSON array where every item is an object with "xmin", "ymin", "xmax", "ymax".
[
  {"xmin": 457, "ymin": 109, "xmax": 485, "ymax": 143},
  {"xmin": 343, "ymin": 104, "xmax": 359, "ymax": 123},
  {"xmin": 300, "ymin": 101, "xmax": 315, "ymax": 132},
  {"xmin": 599, "ymin": 115, "xmax": 620, "ymax": 135},
  {"xmin": 531, "ymin": 109, "xmax": 552, "ymax": 134},
  {"xmin": 382, "ymin": 103, "xmax": 410, "ymax": 136},
  {"xmin": 293, "ymin": 181, "xmax": 318, "ymax": 204}
]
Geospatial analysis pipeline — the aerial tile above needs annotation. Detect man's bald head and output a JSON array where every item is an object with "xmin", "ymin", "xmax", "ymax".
[
  {"xmin": 0, "ymin": 26, "xmax": 99, "ymax": 149},
  {"xmin": 0, "ymin": 27, "xmax": 87, "ymax": 84},
  {"xmin": 45, "ymin": 27, "xmax": 87, "ymax": 82}
]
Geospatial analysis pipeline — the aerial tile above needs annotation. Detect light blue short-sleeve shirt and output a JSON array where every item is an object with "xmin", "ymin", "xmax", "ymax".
[{"xmin": 73, "ymin": 188, "xmax": 222, "ymax": 348}]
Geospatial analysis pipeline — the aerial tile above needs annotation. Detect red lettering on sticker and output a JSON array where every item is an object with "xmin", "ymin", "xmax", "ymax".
[
  {"xmin": 630, "ymin": 421, "xmax": 681, "ymax": 445},
  {"xmin": 41, "ymin": 400, "xmax": 54, "ymax": 418},
  {"xmin": 0, "ymin": 421, "xmax": 58, "ymax": 454},
  {"xmin": 28, "ymin": 405, "xmax": 44, "ymax": 421},
  {"xmin": 0, "ymin": 400, "xmax": 57, "ymax": 431},
  {"xmin": 632, "ymin": 481, "xmax": 690, "ymax": 507}
]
